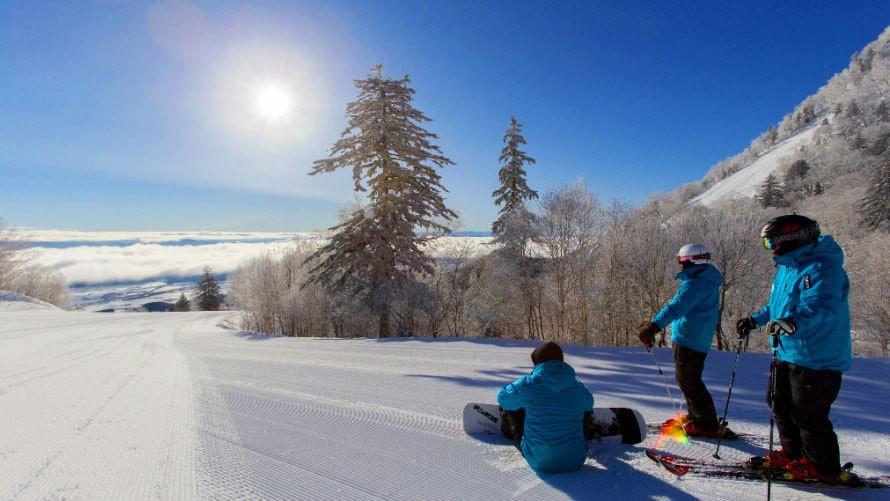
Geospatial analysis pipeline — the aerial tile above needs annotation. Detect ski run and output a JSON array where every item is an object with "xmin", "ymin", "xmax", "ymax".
[{"xmin": 2, "ymin": 306, "xmax": 889, "ymax": 500}]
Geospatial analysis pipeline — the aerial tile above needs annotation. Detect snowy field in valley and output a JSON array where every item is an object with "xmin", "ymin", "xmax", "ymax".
[{"xmin": 2, "ymin": 302, "xmax": 889, "ymax": 499}]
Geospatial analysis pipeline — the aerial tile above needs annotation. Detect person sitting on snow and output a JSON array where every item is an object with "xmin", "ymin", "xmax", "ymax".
[{"xmin": 497, "ymin": 341, "xmax": 594, "ymax": 473}]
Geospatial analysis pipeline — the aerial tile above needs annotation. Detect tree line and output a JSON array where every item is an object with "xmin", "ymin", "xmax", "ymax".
[{"xmin": 226, "ymin": 64, "xmax": 889, "ymax": 356}]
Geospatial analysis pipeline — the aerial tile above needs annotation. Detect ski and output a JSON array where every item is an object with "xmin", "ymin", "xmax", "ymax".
[
  {"xmin": 646, "ymin": 449, "xmax": 890, "ymax": 489},
  {"xmin": 645, "ymin": 422, "xmax": 751, "ymax": 440},
  {"xmin": 644, "ymin": 449, "xmax": 756, "ymax": 469}
]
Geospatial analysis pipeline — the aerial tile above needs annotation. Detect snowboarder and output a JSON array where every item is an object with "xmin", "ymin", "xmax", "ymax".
[
  {"xmin": 497, "ymin": 341, "xmax": 594, "ymax": 473},
  {"xmin": 638, "ymin": 244, "xmax": 733, "ymax": 438},
  {"xmin": 736, "ymin": 214, "xmax": 853, "ymax": 484}
]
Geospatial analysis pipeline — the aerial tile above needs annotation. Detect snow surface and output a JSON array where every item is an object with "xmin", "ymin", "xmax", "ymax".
[
  {"xmin": 1, "ymin": 310, "xmax": 887, "ymax": 500},
  {"xmin": 690, "ymin": 124, "xmax": 821, "ymax": 206},
  {"xmin": 0, "ymin": 291, "xmax": 62, "ymax": 311}
]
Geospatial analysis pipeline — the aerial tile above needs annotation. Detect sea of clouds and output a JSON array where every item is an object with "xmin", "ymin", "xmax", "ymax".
[
  {"xmin": 25, "ymin": 231, "xmax": 307, "ymax": 286},
  {"xmin": 24, "ymin": 231, "xmax": 492, "ymax": 287}
]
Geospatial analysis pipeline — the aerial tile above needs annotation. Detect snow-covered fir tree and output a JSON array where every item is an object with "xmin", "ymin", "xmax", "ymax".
[
  {"xmin": 492, "ymin": 116, "xmax": 538, "ymax": 238},
  {"xmin": 306, "ymin": 65, "xmax": 456, "ymax": 337},
  {"xmin": 861, "ymin": 148, "xmax": 890, "ymax": 230},
  {"xmin": 195, "ymin": 266, "xmax": 222, "ymax": 311}
]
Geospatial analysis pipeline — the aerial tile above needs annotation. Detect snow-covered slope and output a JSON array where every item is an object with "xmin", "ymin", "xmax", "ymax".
[
  {"xmin": 0, "ymin": 290, "xmax": 62, "ymax": 311},
  {"xmin": 1, "ymin": 310, "xmax": 887, "ymax": 499},
  {"xmin": 691, "ymin": 124, "xmax": 821, "ymax": 206}
]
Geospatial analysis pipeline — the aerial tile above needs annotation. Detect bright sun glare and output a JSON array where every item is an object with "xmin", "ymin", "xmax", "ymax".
[{"xmin": 254, "ymin": 85, "xmax": 292, "ymax": 120}]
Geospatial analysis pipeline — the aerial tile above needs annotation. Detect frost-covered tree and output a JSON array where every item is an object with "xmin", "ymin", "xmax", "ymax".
[
  {"xmin": 538, "ymin": 181, "xmax": 604, "ymax": 344},
  {"xmin": 195, "ymin": 266, "xmax": 222, "ymax": 311},
  {"xmin": 305, "ymin": 65, "xmax": 456, "ymax": 337},
  {"xmin": 875, "ymin": 101, "xmax": 889, "ymax": 123},
  {"xmin": 492, "ymin": 116, "xmax": 538, "ymax": 238},
  {"xmin": 756, "ymin": 173, "xmax": 787, "ymax": 208},
  {"xmin": 489, "ymin": 117, "xmax": 541, "ymax": 337},
  {"xmin": 0, "ymin": 219, "xmax": 71, "ymax": 309},
  {"xmin": 860, "ymin": 148, "xmax": 890, "ymax": 230},
  {"xmin": 0, "ymin": 219, "xmax": 27, "ymax": 285}
]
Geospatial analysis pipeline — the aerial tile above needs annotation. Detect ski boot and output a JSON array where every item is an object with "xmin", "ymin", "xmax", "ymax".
[
  {"xmin": 681, "ymin": 420, "xmax": 737, "ymax": 439},
  {"xmin": 783, "ymin": 458, "xmax": 862, "ymax": 485},
  {"xmin": 745, "ymin": 449, "xmax": 796, "ymax": 470}
]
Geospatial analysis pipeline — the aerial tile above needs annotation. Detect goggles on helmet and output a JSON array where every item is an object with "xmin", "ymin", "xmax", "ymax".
[
  {"xmin": 678, "ymin": 253, "xmax": 710, "ymax": 265},
  {"xmin": 762, "ymin": 236, "xmax": 776, "ymax": 250}
]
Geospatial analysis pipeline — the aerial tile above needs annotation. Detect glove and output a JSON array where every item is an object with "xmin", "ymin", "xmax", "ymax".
[
  {"xmin": 638, "ymin": 321, "xmax": 661, "ymax": 348},
  {"xmin": 736, "ymin": 317, "xmax": 757, "ymax": 339},
  {"xmin": 766, "ymin": 318, "xmax": 797, "ymax": 336}
]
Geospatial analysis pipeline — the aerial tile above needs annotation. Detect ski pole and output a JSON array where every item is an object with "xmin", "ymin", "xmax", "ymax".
[
  {"xmin": 648, "ymin": 346, "xmax": 682, "ymax": 419},
  {"xmin": 713, "ymin": 332, "xmax": 750, "ymax": 459},
  {"xmin": 766, "ymin": 334, "xmax": 781, "ymax": 501}
]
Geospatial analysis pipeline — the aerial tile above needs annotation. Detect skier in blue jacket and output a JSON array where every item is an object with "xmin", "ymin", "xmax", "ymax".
[
  {"xmin": 638, "ymin": 244, "xmax": 732, "ymax": 438},
  {"xmin": 736, "ymin": 214, "xmax": 853, "ymax": 484},
  {"xmin": 497, "ymin": 342, "xmax": 594, "ymax": 473}
]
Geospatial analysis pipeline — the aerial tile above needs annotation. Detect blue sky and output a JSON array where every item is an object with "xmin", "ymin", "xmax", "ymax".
[{"xmin": 2, "ymin": 1, "xmax": 888, "ymax": 232}]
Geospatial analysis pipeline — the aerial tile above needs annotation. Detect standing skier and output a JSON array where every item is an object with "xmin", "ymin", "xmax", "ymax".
[
  {"xmin": 638, "ymin": 244, "xmax": 733, "ymax": 438},
  {"xmin": 497, "ymin": 342, "xmax": 594, "ymax": 473},
  {"xmin": 736, "ymin": 214, "xmax": 853, "ymax": 484}
]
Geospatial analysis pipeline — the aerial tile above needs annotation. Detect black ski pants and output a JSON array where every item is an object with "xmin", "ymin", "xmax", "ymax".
[
  {"xmin": 500, "ymin": 408, "xmax": 525, "ymax": 447},
  {"xmin": 768, "ymin": 360, "xmax": 842, "ymax": 476},
  {"xmin": 500, "ymin": 408, "xmax": 596, "ymax": 448},
  {"xmin": 674, "ymin": 344, "xmax": 719, "ymax": 430}
]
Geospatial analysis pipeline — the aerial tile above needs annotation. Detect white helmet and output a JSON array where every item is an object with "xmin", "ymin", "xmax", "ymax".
[{"xmin": 677, "ymin": 243, "xmax": 711, "ymax": 265}]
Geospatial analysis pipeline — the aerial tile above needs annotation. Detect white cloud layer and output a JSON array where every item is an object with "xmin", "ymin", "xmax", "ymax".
[
  {"xmin": 24, "ymin": 231, "xmax": 305, "ymax": 285},
  {"xmin": 25, "ymin": 231, "xmax": 493, "ymax": 286},
  {"xmin": 34, "ymin": 241, "xmax": 294, "ymax": 285}
]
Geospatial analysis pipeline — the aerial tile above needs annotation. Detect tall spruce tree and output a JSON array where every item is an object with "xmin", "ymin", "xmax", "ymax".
[
  {"xmin": 306, "ymin": 65, "xmax": 456, "ymax": 337},
  {"xmin": 490, "ymin": 117, "xmax": 541, "ymax": 339},
  {"xmin": 860, "ymin": 148, "xmax": 890, "ymax": 230},
  {"xmin": 756, "ymin": 173, "xmax": 787, "ymax": 208},
  {"xmin": 492, "ymin": 116, "xmax": 538, "ymax": 238},
  {"xmin": 195, "ymin": 266, "xmax": 222, "ymax": 311}
]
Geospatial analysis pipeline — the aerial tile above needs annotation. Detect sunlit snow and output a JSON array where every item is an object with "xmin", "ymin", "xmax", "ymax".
[{"xmin": 1, "ymin": 298, "xmax": 887, "ymax": 499}]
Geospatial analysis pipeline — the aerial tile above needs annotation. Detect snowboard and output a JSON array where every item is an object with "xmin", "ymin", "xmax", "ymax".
[{"xmin": 463, "ymin": 402, "xmax": 646, "ymax": 445}]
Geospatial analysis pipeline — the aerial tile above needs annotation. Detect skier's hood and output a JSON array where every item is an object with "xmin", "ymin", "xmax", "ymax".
[
  {"xmin": 530, "ymin": 361, "xmax": 578, "ymax": 391},
  {"xmin": 774, "ymin": 236, "xmax": 844, "ymax": 268},
  {"xmin": 675, "ymin": 263, "xmax": 723, "ymax": 286}
]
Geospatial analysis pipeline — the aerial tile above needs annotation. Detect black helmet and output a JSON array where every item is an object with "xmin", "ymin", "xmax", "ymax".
[{"xmin": 760, "ymin": 214, "xmax": 820, "ymax": 255}]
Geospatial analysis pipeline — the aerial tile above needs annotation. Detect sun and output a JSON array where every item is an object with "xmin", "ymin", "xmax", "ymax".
[{"xmin": 254, "ymin": 85, "xmax": 292, "ymax": 120}]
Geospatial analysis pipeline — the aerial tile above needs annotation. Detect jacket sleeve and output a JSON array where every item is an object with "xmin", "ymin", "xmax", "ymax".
[
  {"xmin": 751, "ymin": 304, "xmax": 770, "ymax": 326},
  {"xmin": 652, "ymin": 280, "xmax": 705, "ymax": 329},
  {"xmin": 577, "ymin": 382, "xmax": 594, "ymax": 411},
  {"xmin": 788, "ymin": 263, "xmax": 845, "ymax": 334},
  {"xmin": 497, "ymin": 377, "xmax": 528, "ymax": 411}
]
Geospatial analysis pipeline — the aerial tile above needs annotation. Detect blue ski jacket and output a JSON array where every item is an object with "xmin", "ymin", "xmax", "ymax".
[
  {"xmin": 497, "ymin": 361, "xmax": 594, "ymax": 473},
  {"xmin": 652, "ymin": 263, "xmax": 723, "ymax": 354},
  {"xmin": 751, "ymin": 236, "xmax": 851, "ymax": 372}
]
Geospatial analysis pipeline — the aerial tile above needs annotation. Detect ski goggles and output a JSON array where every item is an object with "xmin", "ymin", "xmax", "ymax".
[
  {"xmin": 678, "ymin": 253, "xmax": 710, "ymax": 264},
  {"xmin": 761, "ymin": 223, "xmax": 819, "ymax": 251}
]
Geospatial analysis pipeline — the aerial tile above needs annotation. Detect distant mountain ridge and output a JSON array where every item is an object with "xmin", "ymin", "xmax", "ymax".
[{"xmin": 680, "ymin": 25, "xmax": 890, "ymax": 208}]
